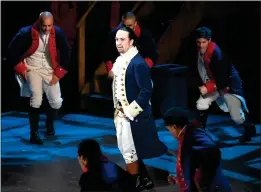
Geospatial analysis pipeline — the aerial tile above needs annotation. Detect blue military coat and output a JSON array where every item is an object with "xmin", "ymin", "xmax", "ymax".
[
  {"xmin": 113, "ymin": 52, "xmax": 167, "ymax": 159},
  {"xmin": 180, "ymin": 122, "xmax": 231, "ymax": 192}
]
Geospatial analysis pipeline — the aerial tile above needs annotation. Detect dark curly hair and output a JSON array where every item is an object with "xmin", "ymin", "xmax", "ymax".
[{"xmin": 195, "ymin": 26, "xmax": 212, "ymax": 40}]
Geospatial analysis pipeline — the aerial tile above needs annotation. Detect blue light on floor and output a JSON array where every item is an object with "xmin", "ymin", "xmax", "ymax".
[
  {"xmin": 1, "ymin": 111, "xmax": 260, "ymax": 188},
  {"xmin": 245, "ymin": 158, "xmax": 261, "ymax": 170},
  {"xmin": 220, "ymin": 145, "xmax": 260, "ymax": 160},
  {"xmin": 223, "ymin": 169, "xmax": 260, "ymax": 184}
]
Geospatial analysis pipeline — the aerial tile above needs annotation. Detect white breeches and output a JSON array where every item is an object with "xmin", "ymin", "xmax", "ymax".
[
  {"xmin": 114, "ymin": 110, "xmax": 138, "ymax": 164},
  {"xmin": 196, "ymin": 91, "xmax": 245, "ymax": 125},
  {"xmin": 27, "ymin": 70, "xmax": 63, "ymax": 109}
]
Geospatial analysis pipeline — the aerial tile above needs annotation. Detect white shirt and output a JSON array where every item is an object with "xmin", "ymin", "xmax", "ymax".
[{"xmin": 197, "ymin": 53, "xmax": 209, "ymax": 83}]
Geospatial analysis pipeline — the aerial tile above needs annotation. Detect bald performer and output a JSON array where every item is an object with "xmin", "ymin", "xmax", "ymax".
[{"xmin": 8, "ymin": 11, "xmax": 71, "ymax": 144}]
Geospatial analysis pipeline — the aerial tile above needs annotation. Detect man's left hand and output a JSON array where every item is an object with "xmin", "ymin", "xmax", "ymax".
[
  {"xmin": 49, "ymin": 74, "xmax": 60, "ymax": 86},
  {"xmin": 199, "ymin": 85, "xmax": 208, "ymax": 95}
]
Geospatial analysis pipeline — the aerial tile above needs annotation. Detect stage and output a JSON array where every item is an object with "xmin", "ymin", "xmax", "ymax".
[{"xmin": 1, "ymin": 111, "xmax": 260, "ymax": 192}]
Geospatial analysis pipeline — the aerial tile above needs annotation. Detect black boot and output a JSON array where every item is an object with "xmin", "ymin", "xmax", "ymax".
[
  {"xmin": 239, "ymin": 121, "xmax": 256, "ymax": 143},
  {"xmin": 196, "ymin": 110, "xmax": 209, "ymax": 129},
  {"xmin": 132, "ymin": 173, "xmax": 145, "ymax": 192},
  {"xmin": 45, "ymin": 103, "xmax": 58, "ymax": 136},
  {"xmin": 138, "ymin": 160, "xmax": 154, "ymax": 190},
  {"xmin": 29, "ymin": 107, "xmax": 43, "ymax": 144},
  {"xmin": 239, "ymin": 112, "xmax": 256, "ymax": 143}
]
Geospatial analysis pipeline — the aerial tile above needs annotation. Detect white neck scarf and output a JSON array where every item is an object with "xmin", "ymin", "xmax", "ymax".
[{"xmin": 112, "ymin": 46, "xmax": 139, "ymax": 76}]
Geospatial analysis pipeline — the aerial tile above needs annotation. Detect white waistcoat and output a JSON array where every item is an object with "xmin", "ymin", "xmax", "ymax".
[
  {"xmin": 112, "ymin": 46, "xmax": 139, "ymax": 109},
  {"xmin": 16, "ymin": 33, "xmax": 54, "ymax": 97}
]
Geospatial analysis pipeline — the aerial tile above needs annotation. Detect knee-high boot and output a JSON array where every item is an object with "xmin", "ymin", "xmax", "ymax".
[
  {"xmin": 29, "ymin": 107, "xmax": 43, "ymax": 144},
  {"xmin": 45, "ymin": 102, "xmax": 58, "ymax": 136},
  {"xmin": 196, "ymin": 109, "xmax": 209, "ymax": 129},
  {"xmin": 138, "ymin": 160, "xmax": 154, "ymax": 190},
  {"xmin": 126, "ymin": 161, "xmax": 145, "ymax": 192}
]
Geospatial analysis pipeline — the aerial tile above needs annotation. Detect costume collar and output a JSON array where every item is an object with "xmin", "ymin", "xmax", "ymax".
[
  {"xmin": 112, "ymin": 46, "xmax": 138, "ymax": 75},
  {"xmin": 120, "ymin": 46, "xmax": 138, "ymax": 60},
  {"xmin": 177, "ymin": 124, "xmax": 187, "ymax": 140}
]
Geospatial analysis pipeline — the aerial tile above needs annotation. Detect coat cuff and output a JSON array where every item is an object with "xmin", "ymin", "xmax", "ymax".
[
  {"xmin": 105, "ymin": 61, "xmax": 113, "ymax": 72},
  {"xmin": 144, "ymin": 57, "xmax": 154, "ymax": 68},
  {"xmin": 122, "ymin": 106, "xmax": 134, "ymax": 121},
  {"xmin": 14, "ymin": 61, "xmax": 27, "ymax": 74},
  {"xmin": 54, "ymin": 66, "xmax": 68, "ymax": 79},
  {"xmin": 125, "ymin": 100, "xmax": 143, "ymax": 118},
  {"xmin": 205, "ymin": 80, "xmax": 217, "ymax": 94}
]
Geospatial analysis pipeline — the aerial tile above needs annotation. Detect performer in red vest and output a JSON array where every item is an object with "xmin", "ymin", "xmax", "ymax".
[
  {"xmin": 8, "ymin": 12, "xmax": 71, "ymax": 144},
  {"xmin": 163, "ymin": 107, "xmax": 231, "ymax": 192},
  {"xmin": 192, "ymin": 26, "xmax": 256, "ymax": 143},
  {"xmin": 103, "ymin": 12, "xmax": 159, "ymax": 78}
]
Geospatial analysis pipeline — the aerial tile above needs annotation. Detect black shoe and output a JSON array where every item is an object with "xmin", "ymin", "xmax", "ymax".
[
  {"xmin": 29, "ymin": 107, "xmax": 43, "ymax": 144},
  {"xmin": 30, "ymin": 132, "xmax": 43, "ymax": 144},
  {"xmin": 143, "ymin": 176, "xmax": 154, "ymax": 190},
  {"xmin": 133, "ymin": 174, "xmax": 145, "ymax": 192},
  {"xmin": 239, "ymin": 123, "xmax": 256, "ymax": 143}
]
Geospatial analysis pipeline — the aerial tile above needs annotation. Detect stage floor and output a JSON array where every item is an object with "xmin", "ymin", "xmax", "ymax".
[{"xmin": 1, "ymin": 111, "xmax": 260, "ymax": 192}]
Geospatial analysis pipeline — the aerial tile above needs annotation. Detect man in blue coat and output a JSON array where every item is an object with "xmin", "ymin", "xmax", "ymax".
[
  {"xmin": 163, "ymin": 107, "xmax": 231, "ymax": 192},
  {"xmin": 8, "ymin": 12, "xmax": 71, "ymax": 144},
  {"xmin": 104, "ymin": 12, "xmax": 159, "ymax": 78},
  {"xmin": 111, "ymin": 26, "xmax": 167, "ymax": 191},
  {"xmin": 192, "ymin": 26, "xmax": 256, "ymax": 143}
]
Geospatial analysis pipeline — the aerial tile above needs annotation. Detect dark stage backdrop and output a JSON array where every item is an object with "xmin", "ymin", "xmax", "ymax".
[{"xmin": 1, "ymin": 1, "xmax": 260, "ymax": 123}]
